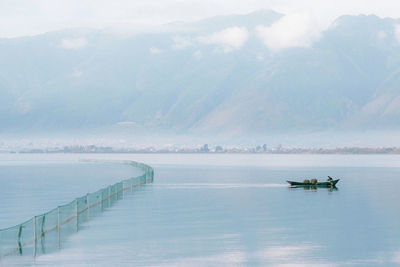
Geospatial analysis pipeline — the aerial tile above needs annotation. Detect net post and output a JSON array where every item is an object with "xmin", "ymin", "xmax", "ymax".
[
  {"xmin": 57, "ymin": 206, "xmax": 60, "ymax": 249},
  {"xmin": 100, "ymin": 189, "xmax": 103, "ymax": 211},
  {"xmin": 108, "ymin": 185, "xmax": 111, "ymax": 207},
  {"xmin": 75, "ymin": 199, "xmax": 78, "ymax": 232},
  {"xmin": 33, "ymin": 216, "xmax": 37, "ymax": 257},
  {"xmin": 18, "ymin": 224, "xmax": 23, "ymax": 255},
  {"xmin": 87, "ymin": 193, "xmax": 90, "ymax": 220}
]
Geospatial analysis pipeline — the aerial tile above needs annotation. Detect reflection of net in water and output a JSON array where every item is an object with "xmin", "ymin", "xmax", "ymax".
[{"xmin": 0, "ymin": 161, "xmax": 154, "ymax": 259}]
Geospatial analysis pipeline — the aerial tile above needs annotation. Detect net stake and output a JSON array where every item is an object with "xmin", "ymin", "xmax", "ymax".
[{"xmin": 57, "ymin": 207, "xmax": 60, "ymax": 249}]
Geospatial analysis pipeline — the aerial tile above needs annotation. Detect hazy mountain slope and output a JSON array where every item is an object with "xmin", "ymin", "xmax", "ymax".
[{"xmin": 1, "ymin": 11, "xmax": 400, "ymax": 136}]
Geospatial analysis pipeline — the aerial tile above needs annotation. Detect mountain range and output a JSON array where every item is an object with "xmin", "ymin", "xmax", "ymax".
[{"xmin": 1, "ymin": 10, "xmax": 400, "ymax": 139}]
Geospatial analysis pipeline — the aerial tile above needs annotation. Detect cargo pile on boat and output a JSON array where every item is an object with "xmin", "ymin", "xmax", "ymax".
[{"xmin": 302, "ymin": 179, "xmax": 318, "ymax": 184}]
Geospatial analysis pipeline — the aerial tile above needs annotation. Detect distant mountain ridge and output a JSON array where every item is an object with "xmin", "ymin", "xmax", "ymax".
[{"xmin": 1, "ymin": 10, "xmax": 400, "ymax": 137}]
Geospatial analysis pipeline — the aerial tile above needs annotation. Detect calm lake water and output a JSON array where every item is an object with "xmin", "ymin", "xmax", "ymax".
[{"xmin": 1, "ymin": 153, "xmax": 400, "ymax": 266}]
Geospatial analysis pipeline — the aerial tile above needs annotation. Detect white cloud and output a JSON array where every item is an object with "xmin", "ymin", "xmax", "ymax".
[
  {"xmin": 254, "ymin": 244, "xmax": 332, "ymax": 266},
  {"xmin": 392, "ymin": 250, "xmax": 400, "ymax": 263},
  {"xmin": 116, "ymin": 121, "xmax": 137, "ymax": 126},
  {"xmin": 394, "ymin": 24, "xmax": 400, "ymax": 43},
  {"xmin": 257, "ymin": 245, "xmax": 314, "ymax": 259},
  {"xmin": 255, "ymin": 13, "xmax": 322, "ymax": 51},
  {"xmin": 377, "ymin": 30, "xmax": 387, "ymax": 39},
  {"xmin": 173, "ymin": 36, "xmax": 192, "ymax": 49},
  {"xmin": 198, "ymin": 26, "xmax": 249, "ymax": 53},
  {"xmin": 2, "ymin": 1, "xmax": 400, "ymax": 38},
  {"xmin": 72, "ymin": 71, "xmax": 83, "ymax": 78},
  {"xmin": 149, "ymin": 47, "xmax": 163, "ymax": 54},
  {"xmin": 17, "ymin": 102, "xmax": 32, "ymax": 114},
  {"xmin": 60, "ymin": 38, "xmax": 87, "ymax": 49},
  {"xmin": 193, "ymin": 50, "xmax": 202, "ymax": 60}
]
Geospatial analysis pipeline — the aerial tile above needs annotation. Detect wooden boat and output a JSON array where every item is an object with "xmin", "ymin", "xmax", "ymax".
[{"xmin": 287, "ymin": 176, "xmax": 339, "ymax": 187}]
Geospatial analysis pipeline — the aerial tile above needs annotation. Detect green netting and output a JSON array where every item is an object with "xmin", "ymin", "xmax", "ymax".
[
  {"xmin": 20, "ymin": 219, "xmax": 34, "ymax": 257},
  {"xmin": 76, "ymin": 195, "xmax": 89, "ymax": 228},
  {"xmin": 116, "ymin": 181, "xmax": 124, "ymax": 200},
  {"xmin": 122, "ymin": 178, "xmax": 131, "ymax": 190},
  {"xmin": 59, "ymin": 200, "xmax": 77, "ymax": 246},
  {"xmin": 0, "ymin": 160, "xmax": 154, "ymax": 259},
  {"xmin": 34, "ymin": 208, "xmax": 58, "ymax": 256},
  {"xmin": 0, "ymin": 224, "xmax": 21, "ymax": 257},
  {"xmin": 101, "ymin": 187, "xmax": 109, "ymax": 210},
  {"xmin": 88, "ymin": 189, "xmax": 103, "ymax": 219},
  {"xmin": 110, "ymin": 183, "xmax": 118, "ymax": 205}
]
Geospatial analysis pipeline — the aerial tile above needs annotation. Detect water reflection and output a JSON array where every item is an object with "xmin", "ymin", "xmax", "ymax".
[{"xmin": 289, "ymin": 185, "xmax": 338, "ymax": 192}]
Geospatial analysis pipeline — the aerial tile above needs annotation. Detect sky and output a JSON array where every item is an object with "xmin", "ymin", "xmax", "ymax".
[{"xmin": 1, "ymin": 0, "xmax": 400, "ymax": 38}]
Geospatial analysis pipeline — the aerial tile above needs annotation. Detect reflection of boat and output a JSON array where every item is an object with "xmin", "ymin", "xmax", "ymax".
[{"xmin": 287, "ymin": 176, "xmax": 339, "ymax": 187}]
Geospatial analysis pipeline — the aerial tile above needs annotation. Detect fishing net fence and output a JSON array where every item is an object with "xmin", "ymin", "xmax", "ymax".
[{"xmin": 0, "ymin": 160, "xmax": 154, "ymax": 259}]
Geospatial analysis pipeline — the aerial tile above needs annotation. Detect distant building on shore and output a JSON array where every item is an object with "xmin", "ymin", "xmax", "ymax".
[{"xmin": 200, "ymin": 144, "xmax": 209, "ymax": 152}]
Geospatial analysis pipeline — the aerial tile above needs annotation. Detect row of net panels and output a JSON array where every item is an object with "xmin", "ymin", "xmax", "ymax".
[{"xmin": 0, "ymin": 161, "xmax": 154, "ymax": 259}]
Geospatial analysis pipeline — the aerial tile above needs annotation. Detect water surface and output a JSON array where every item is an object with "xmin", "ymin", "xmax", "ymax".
[{"xmin": 1, "ymin": 154, "xmax": 400, "ymax": 266}]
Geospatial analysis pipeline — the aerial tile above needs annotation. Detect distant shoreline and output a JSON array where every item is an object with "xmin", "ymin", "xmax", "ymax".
[{"xmin": 5, "ymin": 146, "xmax": 400, "ymax": 155}]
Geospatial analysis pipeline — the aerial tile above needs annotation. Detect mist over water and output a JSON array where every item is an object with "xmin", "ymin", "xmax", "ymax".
[
  {"xmin": 3, "ymin": 130, "xmax": 400, "ymax": 149},
  {"xmin": 2, "ymin": 154, "xmax": 400, "ymax": 266}
]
